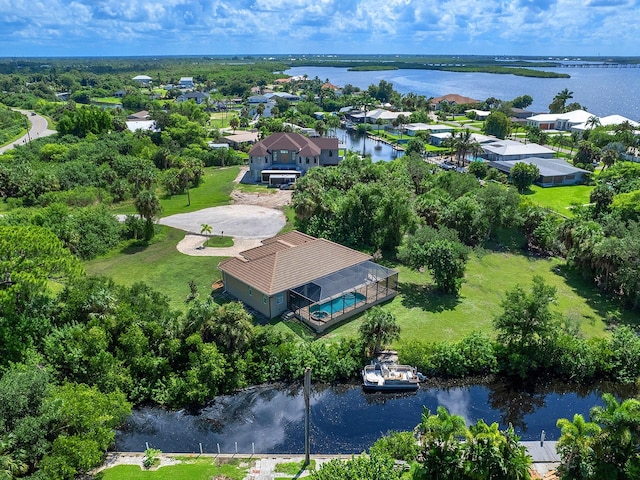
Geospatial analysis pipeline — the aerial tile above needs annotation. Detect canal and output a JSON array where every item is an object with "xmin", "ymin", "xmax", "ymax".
[{"xmin": 115, "ymin": 380, "xmax": 631, "ymax": 455}]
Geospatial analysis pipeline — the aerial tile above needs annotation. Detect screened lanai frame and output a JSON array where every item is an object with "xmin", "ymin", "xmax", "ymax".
[{"xmin": 289, "ymin": 261, "xmax": 398, "ymax": 332}]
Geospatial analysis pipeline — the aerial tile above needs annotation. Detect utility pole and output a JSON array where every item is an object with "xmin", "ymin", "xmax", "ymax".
[{"xmin": 304, "ymin": 367, "xmax": 311, "ymax": 466}]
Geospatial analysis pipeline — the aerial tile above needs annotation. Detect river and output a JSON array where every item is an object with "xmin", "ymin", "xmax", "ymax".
[
  {"xmin": 115, "ymin": 380, "xmax": 633, "ymax": 454},
  {"xmin": 285, "ymin": 66, "xmax": 640, "ymax": 121}
]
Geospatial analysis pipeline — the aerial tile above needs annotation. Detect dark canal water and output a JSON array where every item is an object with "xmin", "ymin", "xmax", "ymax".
[{"xmin": 115, "ymin": 380, "xmax": 633, "ymax": 454}]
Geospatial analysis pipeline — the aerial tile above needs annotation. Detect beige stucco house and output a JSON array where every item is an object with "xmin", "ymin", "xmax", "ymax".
[
  {"xmin": 248, "ymin": 132, "xmax": 341, "ymax": 185},
  {"xmin": 218, "ymin": 231, "xmax": 398, "ymax": 332}
]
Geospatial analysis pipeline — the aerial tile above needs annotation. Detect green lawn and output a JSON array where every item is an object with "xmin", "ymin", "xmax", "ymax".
[
  {"xmin": 100, "ymin": 457, "xmax": 247, "ymax": 480},
  {"xmin": 84, "ymin": 226, "xmax": 226, "ymax": 310},
  {"xmin": 111, "ymin": 166, "xmax": 239, "ymax": 216},
  {"xmin": 313, "ymin": 250, "xmax": 636, "ymax": 345},
  {"xmin": 523, "ymin": 184, "xmax": 594, "ymax": 216},
  {"xmin": 204, "ymin": 235, "xmax": 234, "ymax": 248}
]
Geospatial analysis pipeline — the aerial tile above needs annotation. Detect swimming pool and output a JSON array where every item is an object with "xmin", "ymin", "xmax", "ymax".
[{"xmin": 310, "ymin": 292, "xmax": 366, "ymax": 316}]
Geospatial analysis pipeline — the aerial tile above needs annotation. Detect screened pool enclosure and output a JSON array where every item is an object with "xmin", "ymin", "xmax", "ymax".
[{"xmin": 289, "ymin": 260, "xmax": 398, "ymax": 332}]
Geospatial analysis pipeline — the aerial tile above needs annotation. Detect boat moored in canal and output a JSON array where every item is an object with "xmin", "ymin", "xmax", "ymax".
[{"xmin": 362, "ymin": 362, "xmax": 422, "ymax": 391}]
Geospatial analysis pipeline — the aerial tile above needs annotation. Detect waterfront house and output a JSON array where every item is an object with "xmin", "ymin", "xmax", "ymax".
[
  {"xmin": 218, "ymin": 231, "xmax": 398, "ymax": 332},
  {"xmin": 570, "ymin": 114, "xmax": 639, "ymax": 133},
  {"xmin": 248, "ymin": 132, "xmax": 341, "ymax": 184},
  {"xmin": 481, "ymin": 139, "xmax": 555, "ymax": 161},
  {"xmin": 526, "ymin": 110, "xmax": 592, "ymax": 131},
  {"xmin": 488, "ymin": 157, "xmax": 590, "ymax": 186},
  {"xmin": 431, "ymin": 94, "xmax": 480, "ymax": 109},
  {"xmin": 405, "ymin": 123, "xmax": 454, "ymax": 138}
]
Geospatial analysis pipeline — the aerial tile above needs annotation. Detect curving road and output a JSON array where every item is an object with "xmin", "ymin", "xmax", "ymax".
[{"xmin": 0, "ymin": 109, "xmax": 57, "ymax": 155}]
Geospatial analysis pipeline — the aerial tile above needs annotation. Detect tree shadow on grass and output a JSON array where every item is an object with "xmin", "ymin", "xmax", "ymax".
[
  {"xmin": 399, "ymin": 282, "xmax": 461, "ymax": 313},
  {"xmin": 119, "ymin": 241, "xmax": 152, "ymax": 255},
  {"xmin": 552, "ymin": 263, "xmax": 640, "ymax": 328}
]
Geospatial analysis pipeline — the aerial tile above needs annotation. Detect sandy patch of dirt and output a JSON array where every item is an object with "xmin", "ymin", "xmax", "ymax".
[
  {"xmin": 231, "ymin": 166, "xmax": 292, "ymax": 209},
  {"xmin": 230, "ymin": 189, "xmax": 292, "ymax": 208}
]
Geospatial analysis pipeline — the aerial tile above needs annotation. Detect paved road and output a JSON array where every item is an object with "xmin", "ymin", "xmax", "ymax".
[{"xmin": 0, "ymin": 109, "xmax": 57, "ymax": 154}]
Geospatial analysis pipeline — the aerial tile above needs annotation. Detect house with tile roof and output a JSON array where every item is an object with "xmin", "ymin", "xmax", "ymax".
[
  {"xmin": 248, "ymin": 132, "xmax": 341, "ymax": 184},
  {"xmin": 218, "ymin": 231, "xmax": 398, "ymax": 332},
  {"xmin": 431, "ymin": 94, "xmax": 480, "ymax": 109}
]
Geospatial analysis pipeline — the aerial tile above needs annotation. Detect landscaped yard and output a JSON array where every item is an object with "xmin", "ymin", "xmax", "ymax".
[
  {"xmin": 524, "ymin": 184, "xmax": 594, "ymax": 216},
  {"xmin": 100, "ymin": 457, "xmax": 248, "ymax": 480},
  {"xmin": 84, "ymin": 226, "xmax": 226, "ymax": 310},
  {"xmin": 111, "ymin": 166, "xmax": 239, "ymax": 216},
  {"xmin": 308, "ymin": 249, "xmax": 635, "ymax": 345}
]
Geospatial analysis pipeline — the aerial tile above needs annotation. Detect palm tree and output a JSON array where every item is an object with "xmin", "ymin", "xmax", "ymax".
[
  {"xmin": 135, "ymin": 189, "xmax": 162, "ymax": 240},
  {"xmin": 0, "ymin": 436, "xmax": 27, "ymax": 479},
  {"xmin": 314, "ymin": 120, "xmax": 326, "ymax": 137},
  {"xmin": 201, "ymin": 302, "xmax": 254, "ymax": 353},
  {"xmin": 556, "ymin": 414, "xmax": 601, "ymax": 480},
  {"xmin": 358, "ymin": 307, "xmax": 400, "ymax": 355},
  {"xmin": 229, "ymin": 116, "xmax": 239, "ymax": 132},
  {"xmin": 200, "ymin": 223, "xmax": 212, "ymax": 236},
  {"xmin": 586, "ymin": 115, "xmax": 601, "ymax": 130},
  {"xmin": 601, "ymin": 148, "xmax": 617, "ymax": 170},
  {"xmin": 589, "ymin": 394, "xmax": 640, "ymax": 477}
]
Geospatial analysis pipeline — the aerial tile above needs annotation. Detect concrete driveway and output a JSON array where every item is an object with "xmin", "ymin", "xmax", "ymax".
[
  {"xmin": 0, "ymin": 109, "xmax": 57, "ymax": 154},
  {"xmin": 159, "ymin": 204, "xmax": 286, "ymax": 239}
]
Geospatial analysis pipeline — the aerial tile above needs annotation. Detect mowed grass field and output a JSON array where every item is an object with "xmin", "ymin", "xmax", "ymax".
[
  {"xmin": 313, "ymin": 249, "xmax": 637, "ymax": 346},
  {"xmin": 84, "ymin": 226, "xmax": 226, "ymax": 311},
  {"xmin": 524, "ymin": 184, "xmax": 594, "ymax": 216},
  {"xmin": 101, "ymin": 457, "xmax": 247, "ymax": 480},
  {"xmin": 85, "ymin": 166, "xmax": 637, "ymax": 343},
  {"xmin": 111, "ymin": 166, "xmax": 240, "ymax": 216}
]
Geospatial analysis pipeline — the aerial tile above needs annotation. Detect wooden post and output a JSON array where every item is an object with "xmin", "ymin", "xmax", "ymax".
[{"xmin": 304, "ymin": 367, "xmax": 311, "ymax": 466}]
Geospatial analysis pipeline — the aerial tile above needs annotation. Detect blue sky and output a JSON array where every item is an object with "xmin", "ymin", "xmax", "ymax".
[{"xmin": 1, "ymin": 0, "xmax": 639, "ymax": 57}]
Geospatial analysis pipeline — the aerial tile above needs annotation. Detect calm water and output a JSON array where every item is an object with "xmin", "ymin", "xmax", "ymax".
[
  {"xmin": 115, "ymin": 381, "xmax": 629, "ymax": 454},
  {"xmin": 336, "ymin": 127, "xmax": 404, "ymax": 162},
  {"xmin": 285, "ymin": 66, "xmax": 640, "ymax": 120}
]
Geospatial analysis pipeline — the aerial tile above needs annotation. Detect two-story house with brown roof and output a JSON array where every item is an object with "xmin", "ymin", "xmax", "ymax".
[{"xmin": 248, "ymin": 132, "xmax": 341, "ymax": 185}]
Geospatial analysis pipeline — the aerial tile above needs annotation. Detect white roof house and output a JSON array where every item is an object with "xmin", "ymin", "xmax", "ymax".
[
  {"xmin": 488, "ymin": 157, "xmax": 590, "ymax": 187},
  {"xmin": 482, "ymin": 139, "xmax": 555, "ymax": 161},
  {"xmin": 571, "ymin": 114, "xmax": 639, "ymax": 132},
  {"xmin": 351, "ymin": 108, "xmax": 412, "ymax": 123},
  {"xmin": 526, "ymin": 110, "xmax": 592, "ymax": 131},
  {"xmin": 126, "ymin": 120, "xmax": 158, "ymax": 133},
  {"xmin": 465, "ymin": 109, "xmax": 491, "ymax": 120},
  {"xmin": 132, "ymin": 75, "xmax": 152, "ymax": 83},
  {"xmin": 405, "ymin": 123, "xmax": 454, "ymax": 136}
]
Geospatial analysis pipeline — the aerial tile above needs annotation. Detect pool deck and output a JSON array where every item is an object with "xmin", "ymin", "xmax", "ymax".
[{"xmin": 295, "ymin": 285, "xmax": 397, "ymax": 333}]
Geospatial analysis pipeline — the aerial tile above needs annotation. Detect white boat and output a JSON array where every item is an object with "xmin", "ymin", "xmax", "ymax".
[{"xmin": 362, "ymin": 363, "xmax": 421, "ymax": 391}]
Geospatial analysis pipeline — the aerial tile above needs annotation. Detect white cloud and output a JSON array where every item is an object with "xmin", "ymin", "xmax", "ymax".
[{"xmin": 0, "ymin": 0, "xmax": 638, "ymax": 55}]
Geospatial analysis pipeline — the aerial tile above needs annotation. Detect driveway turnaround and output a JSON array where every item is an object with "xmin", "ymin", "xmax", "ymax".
[{"xmin": 159, "ymin": 205, "xmax": 286, "ymax": 239}]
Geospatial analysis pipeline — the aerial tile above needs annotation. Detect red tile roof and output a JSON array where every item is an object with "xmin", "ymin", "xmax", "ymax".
[
  {"xmin": 432, "ymin": 93, "xmax": 480, "ymax": 105},
  {"xmin": 249, "ymin": 132, "xmax": 338, "ymax": 157}
]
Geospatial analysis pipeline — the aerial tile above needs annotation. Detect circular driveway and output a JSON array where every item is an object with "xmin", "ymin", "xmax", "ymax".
[{"xmin": 158, "ymin": 204, "xmax": 286, "ymax": 239}]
